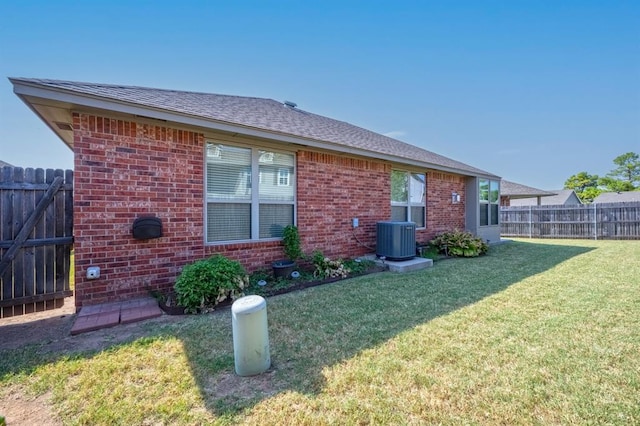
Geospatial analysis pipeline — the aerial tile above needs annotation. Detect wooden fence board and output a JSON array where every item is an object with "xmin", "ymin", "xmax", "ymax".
[
  {"xmin": 1, "ymin": 168, "xmax": 13, "ymax": 307},
  {"xmin": 35, "ymin": 168, "xmax": 46, "ymax": 306},
  {"xmin": 0, "ymin": 167, "xmax": 73, "ymax": 318},
  {"xmin": 12, "ymin": 168, "xmax": 25, "ymax": 314},
  {"xmin": 501, "ymin": 202, "xmax": 640, "ymax": 240}
]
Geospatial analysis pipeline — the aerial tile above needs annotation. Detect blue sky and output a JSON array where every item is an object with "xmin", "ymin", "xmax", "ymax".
[{"xmin": 1, "ymin": 0, "xmax": 638, "ymax": 190}]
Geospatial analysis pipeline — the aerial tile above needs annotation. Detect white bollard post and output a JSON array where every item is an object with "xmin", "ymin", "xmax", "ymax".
[{"xmin": 231, "ymin": 295, "xmax": 270, "ymax": 376}]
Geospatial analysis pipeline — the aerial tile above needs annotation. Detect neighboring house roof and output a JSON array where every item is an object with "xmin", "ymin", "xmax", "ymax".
[
  {"xmin": 0, "ymin": 160, "xmax": 14, "ymax": 167},
  {"xmin": 509, "ymin": 189, "xmax": 582, "ymax": 206},
  {"xmin": 10, "ymin": 77, "xmax": 499, "ymax": 179},
  {"xmin": 593, "ymin": 191, "xmax": 640, "ymax": 203},
  {"xmin": 500, "ymin": 180, "xmax": 556, "ymax": 198}
]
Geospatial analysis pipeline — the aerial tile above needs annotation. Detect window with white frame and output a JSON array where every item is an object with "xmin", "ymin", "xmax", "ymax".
[
  {"xmin": 391, "ymin": 170, "xmax": 426, "ymax": 227},
  {"xmin": 206, "ymin": 142, "xmax": 295, "ymax": 242},
  {"xmin": 479, "ymin": 179, "xmax": 499, "ymax": 226}
]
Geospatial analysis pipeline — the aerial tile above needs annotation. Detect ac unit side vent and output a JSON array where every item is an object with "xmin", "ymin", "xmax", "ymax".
[{"xmin": 376, "ymin": 221, "xmax": 416, "ymax": 261}]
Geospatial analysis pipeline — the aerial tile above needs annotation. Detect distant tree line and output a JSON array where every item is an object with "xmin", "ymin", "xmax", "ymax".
[{"xmin": 564, "ymin": 152, "xmax": 640, "ymax": 203}]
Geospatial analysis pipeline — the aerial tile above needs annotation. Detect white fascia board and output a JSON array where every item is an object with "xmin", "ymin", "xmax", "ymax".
[{"xmin": 12, "ymin": 80, "xmax": 497, "ymax": 179}]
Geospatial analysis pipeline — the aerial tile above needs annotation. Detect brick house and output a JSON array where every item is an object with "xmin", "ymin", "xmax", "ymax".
[{"xmin": 11, "ymin": 78, "xmax": 501, "ymax": 308}]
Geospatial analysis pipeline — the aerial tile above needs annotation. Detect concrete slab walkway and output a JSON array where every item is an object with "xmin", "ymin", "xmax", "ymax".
[{"xmin": 70, "ymin": 297, "xmax": 162, "ymax": 335}]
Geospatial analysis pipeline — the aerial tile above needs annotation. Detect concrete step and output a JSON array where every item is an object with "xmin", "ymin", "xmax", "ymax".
[{"xmin": 361, "ymin": 254, "xmax": 433, "ymax": 273}]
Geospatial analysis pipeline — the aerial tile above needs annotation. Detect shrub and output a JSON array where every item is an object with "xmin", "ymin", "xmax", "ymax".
[
  {"xmin": 311, "ymin": 250, "xmax": 350, "ymax": 279},
  {"xmin": 418, "ymin": 244, "xmax": 440, "ymax": 260},
  {"xmin": 174, "ymin": 255, "xmax": 248, "ymax": 313},
  {"xmin": 430, "ymin": 230, "xmax": 489, "ymax": 257},
  {"xmin": 282, "ymin": 224, "xmax": 303, "ymax": 261},
  {"xmin": 343, "ymin": 258, "xmax": 376, "ymax": 275}
]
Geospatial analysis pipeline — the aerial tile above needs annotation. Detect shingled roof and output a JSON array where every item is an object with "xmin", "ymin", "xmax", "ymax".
[
  {"xmin": 593, "ymin": 191, "xmax": 640, "ymax": 203},
  {"xmin": 10, "ymin": 77, "xmax": 498, "ymax": 178},
  {"xmin": 500, "ymin": 180, "xmax": 556, "ymax": 198}
]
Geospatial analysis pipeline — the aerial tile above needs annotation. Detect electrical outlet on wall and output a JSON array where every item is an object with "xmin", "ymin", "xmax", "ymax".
[{"xmin": 352, "ymin": 218, "xmax": 359, "ymax": 228}]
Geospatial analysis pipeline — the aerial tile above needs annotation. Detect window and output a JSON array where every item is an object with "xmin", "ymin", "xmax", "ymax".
[
  {"xmin": 479, "ymin": 179, "xmax": 500, "ymax": 226},
  {"xmin": 391, "ymin": 170, "xmax": 426, "ymax": 227},
  {"xmin": 206, "ymin": 143, "xmax": 295, "ymax": 242}
]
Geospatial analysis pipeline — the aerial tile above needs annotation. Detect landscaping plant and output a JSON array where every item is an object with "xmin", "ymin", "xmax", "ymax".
[
  {"xmin": 312, "ymin": 250, "xmax": 350, "ymax": 279},
  {"xmin": 174, "ymin": 254, "xmax": 248, "ymax": 313},
  {"xmin": 282, "ymin": 224, "xmax": 303, "ymax": 261},
  {"xmin": 343, "ymin": 258, "xmax": 376, "ymax": 275},
  {"xmin": 430, "ymin": 229, "xmax": 489, "ymax": 257}
]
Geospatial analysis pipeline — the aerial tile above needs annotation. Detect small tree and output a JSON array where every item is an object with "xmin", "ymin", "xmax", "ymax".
[
  {"xmin": 607, "ymin": 152, "xmax": 640, "ymax": 189},
  {"xmin": 599, "ymin": 176, "xmax": 635, "ymax": 193},
  {"xmin": 564, "ymin": 172, "xmax": 601, "ymax": 202}
]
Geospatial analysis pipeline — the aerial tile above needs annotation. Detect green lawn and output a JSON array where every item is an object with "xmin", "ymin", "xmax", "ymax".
[{"xmin": 1, "ymin": 239, "xmax": 639, "ymax": 425}]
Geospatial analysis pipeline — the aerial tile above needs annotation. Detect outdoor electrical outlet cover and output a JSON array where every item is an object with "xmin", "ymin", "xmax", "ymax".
[{"xmin": 352, "ymin": 218, "xmax": 359, "ymax": 228}]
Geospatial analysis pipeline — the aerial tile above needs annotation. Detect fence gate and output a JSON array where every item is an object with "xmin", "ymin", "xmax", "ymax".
[{"xmin": 0, "ymin": 167, "xmax": 73, "ymax": 318}]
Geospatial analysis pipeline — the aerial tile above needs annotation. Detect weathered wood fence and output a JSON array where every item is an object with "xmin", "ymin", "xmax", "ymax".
[
  {"xmin": 0, "ymin": 167, "xmax": 73, "ymax": 318},
  {"xmin": 500, "ymin": 202, "xmax": 640, "ymax": 240}
]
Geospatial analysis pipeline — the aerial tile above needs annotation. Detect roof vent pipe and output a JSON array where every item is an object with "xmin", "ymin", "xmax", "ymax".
[{"xmin": 283, "ymin": 100, "xmax": 297, "ymax": 108}]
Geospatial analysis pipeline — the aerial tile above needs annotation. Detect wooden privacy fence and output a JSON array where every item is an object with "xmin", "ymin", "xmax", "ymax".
[
  {"xmin": 0, "ymin": 167, "xmax": 73, "ymax": 318},
  {"xmin": 500, "ymin": 202, "xmax": 640, "ymax": 240}
]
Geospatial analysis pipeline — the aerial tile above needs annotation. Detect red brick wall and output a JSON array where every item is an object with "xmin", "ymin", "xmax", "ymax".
[
  {"xmin": 423, "ymin": 171, "xmax": 467, "ymax": 242},
  {"xmin": 72, "ymin": 113, "xmax": 468, "ymax": 307},
  {"xmin": 73, "ymin": 113, "xmax": 207, "ymax": 307},
  {"xmin": 296, "ymin": 151, "xmax": 391, "ymax": 259}
]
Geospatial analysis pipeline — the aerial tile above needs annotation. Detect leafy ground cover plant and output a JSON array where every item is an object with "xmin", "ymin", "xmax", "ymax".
[
  {"xmin": 430, "ymin": 229, "xmax": 489, "ymax": 257},
  {"xmin": 174, "ymin": 254, "xmax": 248, "ymax": 313},
  {"xmin": 311, "ymin": 250, "xmax": 350, "ymax": 278}
]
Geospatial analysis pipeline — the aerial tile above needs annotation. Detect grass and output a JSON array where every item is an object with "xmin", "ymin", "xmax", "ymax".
[{"xmin": 1, "ymin": 239, "xmax": 639, "ymax": 424}]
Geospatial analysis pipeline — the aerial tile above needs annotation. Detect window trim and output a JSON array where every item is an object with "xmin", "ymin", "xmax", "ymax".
[
  {"xmin": 391, "ymin": 169, "xmax": 426, "ymax": 229},
  {"xmin": 479, "ymin": 178, "xmax": 500, "ymax": 227},
  {"xmin": 205, "ymin": 141, "xmax": 296, "ymax": 244}
]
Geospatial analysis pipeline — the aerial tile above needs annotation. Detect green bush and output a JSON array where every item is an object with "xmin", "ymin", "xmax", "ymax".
[
  {"xmin": 343, "ymin": 258, "xmax": 376, "ymax": 275},
  {"xmin": 174, "ymin": 255, "xmax": 248, "ymax": 313},
  {"xmin": 282, "ymin": 224, "xmax": 303, "ymax": 261},
  {"xmin": 430, "ymin": 230, "xmax": 489, "ymax": 257},
  {"xmin": 417, "ymin": 244, "xmax": 440, "ymax": 260}
]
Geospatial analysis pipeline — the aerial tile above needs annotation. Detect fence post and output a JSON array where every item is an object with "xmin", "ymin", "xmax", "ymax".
[
  {"xmin": 594, "ymin": 203, "xmax": 597, "ymax": 240},
  {"xmin": 529, "ymin": 205, "xmax": 532, "ymax": 238}
]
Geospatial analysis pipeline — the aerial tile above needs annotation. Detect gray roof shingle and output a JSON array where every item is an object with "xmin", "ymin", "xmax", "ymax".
[
  {"xmin": 11, "ymin": 78, "xmax": 497, "ymax": 177},
  {"xmin": 500, "ymin": 180, "xmax": 556, "ymax": 198},
  {"xmin": 593, "ymin": 191, "xmax": 640, "ymax": 203},
  {"xmin": 508, "ymin": 189, "xmax": 582, "ymax": 206}
]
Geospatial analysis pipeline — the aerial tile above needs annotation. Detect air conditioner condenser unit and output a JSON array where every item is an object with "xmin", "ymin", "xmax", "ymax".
[{"xmin": 376, "ymin": 221, "xmax": 416, "ymax": 261}]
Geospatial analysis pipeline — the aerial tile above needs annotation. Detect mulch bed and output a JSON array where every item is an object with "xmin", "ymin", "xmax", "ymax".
[{"xmin": 157, "ymin": 265, "xmax": 388, "ymax": 315}]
